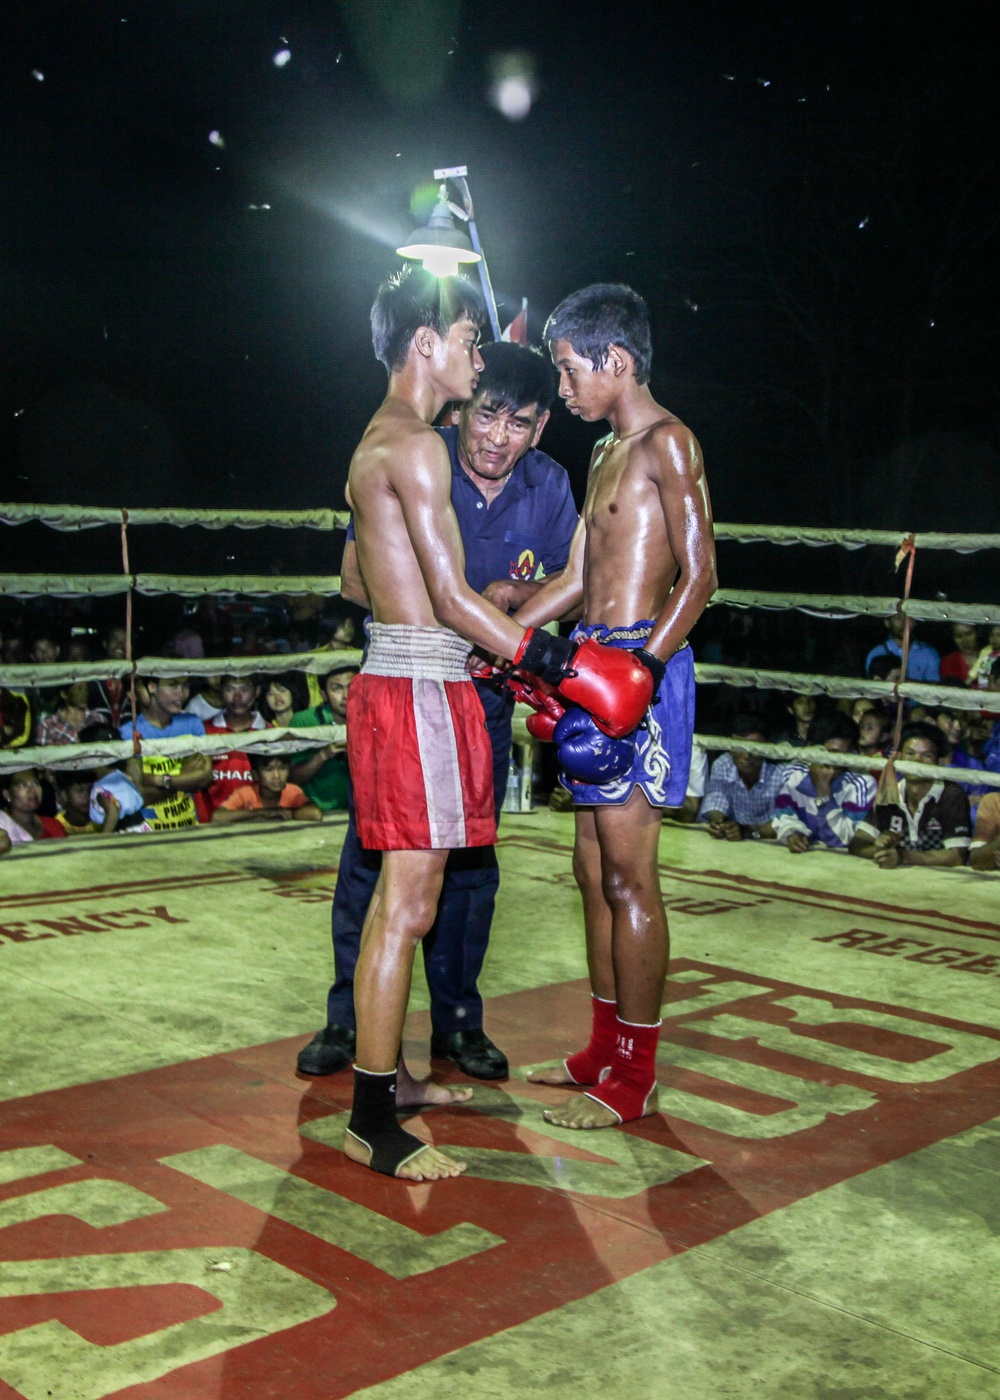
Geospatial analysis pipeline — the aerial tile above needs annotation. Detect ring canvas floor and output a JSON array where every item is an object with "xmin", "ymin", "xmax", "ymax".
[{"xmin": 1, "ymin": 811, "xmax": 999, "ymax": 1399}]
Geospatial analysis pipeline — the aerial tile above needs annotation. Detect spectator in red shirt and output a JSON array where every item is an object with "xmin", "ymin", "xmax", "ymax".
[
  {"xmin": 940, "ymin": 623, "xmax": 982, "ymax": 686},
  {"xmin": 211, "ymin": 753, "xmax": 321, "ymax": 824},
  {"xmin": 0, "ymin": 768, "xmax": 67, "ymax": 844},
  {"xmin": 197, "ymin": 674, "xmax": 267, "ymax": 820}
]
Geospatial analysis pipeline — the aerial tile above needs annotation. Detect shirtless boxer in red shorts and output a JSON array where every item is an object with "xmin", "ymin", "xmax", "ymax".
[
  {"xmin": 343, "ymin": 268, "xmax": 654, "ymax": 1180},
  {"xmin": 514, "ymin": 284, "xmax": 717, "ymax": 1130}
]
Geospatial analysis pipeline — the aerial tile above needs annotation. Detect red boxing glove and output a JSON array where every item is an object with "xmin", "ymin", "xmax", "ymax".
[
  {"xmin": 505, "ymin": 669, "xmax": 566, "ymax": 743},
  {"xmin": 557, "ymin": 638, "xmax": 653, "ymax": 739},
  {"xmin": 526, "ymin": 710, "xmax": 560, "ymax": 742}
]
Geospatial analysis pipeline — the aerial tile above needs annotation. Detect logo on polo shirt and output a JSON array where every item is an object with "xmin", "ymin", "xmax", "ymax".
[{"xmin": 510, "ymin": 548, "xmax": 538, "ymax": 581}]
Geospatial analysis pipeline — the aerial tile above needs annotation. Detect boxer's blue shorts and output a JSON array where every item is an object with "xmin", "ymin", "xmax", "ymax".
[{"xmin": 559, "ymin": 620, "xmax": 694, "ymax": 808}]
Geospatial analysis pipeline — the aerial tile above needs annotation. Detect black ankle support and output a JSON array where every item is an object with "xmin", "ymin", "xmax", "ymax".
[{"xmin": 346, "ymin": 1068, "xmax": 428, "ymax": 1177}]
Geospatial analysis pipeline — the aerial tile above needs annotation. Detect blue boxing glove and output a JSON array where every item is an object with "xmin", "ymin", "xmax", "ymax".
[{"xmin": 555, "ymin": 707, "xmax": 636, "ymax": 785}]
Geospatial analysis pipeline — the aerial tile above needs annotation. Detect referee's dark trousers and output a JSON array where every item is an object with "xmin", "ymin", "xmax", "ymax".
[{"xmin": 325, "ymin": 680, "xmax": 512, "ymax": 1035}]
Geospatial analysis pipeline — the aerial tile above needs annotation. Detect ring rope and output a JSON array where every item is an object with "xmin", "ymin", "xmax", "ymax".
[
  {"xmin": 8, "ymin": 724, "xmax": 997, "ymax": 791},
  {"xmin": 0, "ymin": 657, "xmax": 987, "ymax": 714},
  {"xmin": 0, "ymin": 725, "xmax": 345, "ymax": 776},
  {"xmin": 1, "ymin": 575, "xmax": 997, "ymax": 627},
  {"xmin": 4, "ymin": 502, "xmax": 1000, "ymax": 551}
]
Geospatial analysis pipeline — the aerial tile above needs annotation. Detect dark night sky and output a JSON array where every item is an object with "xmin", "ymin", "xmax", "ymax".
[{"xmin": 2, "ymin": 1, "xmax": 997, "ymax": 597}]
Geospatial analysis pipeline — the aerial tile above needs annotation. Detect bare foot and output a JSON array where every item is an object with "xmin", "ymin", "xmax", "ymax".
[
  {"xmin": 397, "ymin": 1059, "xmax": 474, "ymax": 1110},
  {"xmin": 526, "ymin": 1061, "xmax": 582, "ymax": 1087},
  {"xmin": 343, "ymin": 1133, "xmax": 467, "ymax": 1180},
  {"xmin": 543, "ymin": 1087, "xmax": 659, "ymax": 1130}
]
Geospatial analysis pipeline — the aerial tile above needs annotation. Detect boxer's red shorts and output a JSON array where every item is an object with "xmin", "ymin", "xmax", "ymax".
[{"xmin": 347, "ymin": 672, "xmax": 496, "ymax": 851}]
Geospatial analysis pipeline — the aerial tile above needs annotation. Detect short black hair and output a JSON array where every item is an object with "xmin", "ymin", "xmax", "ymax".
[
  {"xmin": 320, "ymin": 663, "xmax": 359, "ymax": 685},
  {"xmin": 867, "ymin": 654, "xmax": 898, "ymax": 682},
  {"xmin": 79, "ymin": 722, "xmax": 119, "ymax": 744},
  {"xmin": 899, "ymin": 721, "xmax": 947, "ymax": 762},
  {"xmin": 55, "ymin": 769, "xmax": 96, "ymax": 791},
  {"xmin": 468, "ymin": 341, "xmax": 557, "ymax": 414},
  {"xmin": 371, "ymin": 265, "xmax": 487, "ymax": 373},
  {"xmin": 259, "ymin": 671, "xmax": 310, "ymax": 720},
  {"xmin": 807, "ymin": 712, "xmax": 859, "ymax": 748},
  {"xmin": 248, "ymin": 750, "xmax": 291, "ymax": 772},
  {"xmin": 544, "ymin": 283, "xmax": 652, "ymax": 384},
  {"xmin": 732, "ymin": 712, "xmax": 767, "ymax": 739}
]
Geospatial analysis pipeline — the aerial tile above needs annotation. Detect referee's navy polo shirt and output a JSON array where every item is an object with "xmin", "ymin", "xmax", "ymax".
[
  {"xmin": 346, "ymin": 425, "xmax": 578, "ymax": 593},
  {"xmin": 437, "ymin": 425, "xmax": 577, "ymax": 593}
]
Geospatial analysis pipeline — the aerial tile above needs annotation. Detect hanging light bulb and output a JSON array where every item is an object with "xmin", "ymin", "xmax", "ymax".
[{"xmin": 397, "ymin": 184, "xmax": 481, "ymax": 278}]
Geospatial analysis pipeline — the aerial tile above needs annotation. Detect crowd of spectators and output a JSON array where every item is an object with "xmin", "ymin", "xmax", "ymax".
[
  {"xmin": 2, "ymin": 600, "xmax": 999, "ymax": 873},
  {"xmin": 0, "ymin": 597, "xmax": 364, "ymax": 852}
]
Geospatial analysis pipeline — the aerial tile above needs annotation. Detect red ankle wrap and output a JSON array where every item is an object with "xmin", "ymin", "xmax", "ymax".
[
  {"xmin": 563, "ymin": 995, "xmax": 618, "ymax": 1085},
  {"xmin": 584, "ymin": 1018, "xmax": 661, "ymax": 1123}
]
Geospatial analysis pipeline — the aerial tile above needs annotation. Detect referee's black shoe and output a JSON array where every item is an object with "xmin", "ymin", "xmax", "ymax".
[
  {"xmin": 430, "ymin": 1029, "xmax": 509, "ymax": 1080},
  {"xmin": 296, "ymin": 1023, "xmax": 356, "ymax": 1076}
]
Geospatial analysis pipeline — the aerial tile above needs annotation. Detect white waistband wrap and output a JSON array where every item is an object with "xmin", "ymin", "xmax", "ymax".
[{"xmin": 363, "ymin": 624, "xmax": 472, "ymax": 682}]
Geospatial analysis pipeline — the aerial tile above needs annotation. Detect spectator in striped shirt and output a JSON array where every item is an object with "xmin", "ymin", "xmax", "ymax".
[
  {"xmin": 773, "ymin": 712, "xmax": 875, "ymax": 854},
  {"xmin": 699, "ymin": 714, "xmax": 784, "ymax": 840}
]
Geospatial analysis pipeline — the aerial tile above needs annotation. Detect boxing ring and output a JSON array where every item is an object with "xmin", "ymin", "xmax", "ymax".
[{"xmin": 2, "ymin": 503, "xmax": 1000, "ymax": 1400}]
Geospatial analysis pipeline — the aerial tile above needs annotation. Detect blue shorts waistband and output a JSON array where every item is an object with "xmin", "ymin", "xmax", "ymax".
[{"xmin": 571, "ymin": 619, "xmax": 690, "ymax": 652}]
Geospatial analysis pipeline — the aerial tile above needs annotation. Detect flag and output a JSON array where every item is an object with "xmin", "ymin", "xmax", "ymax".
[{"xmin": 501, "ymin": 298, "xmax": 528, "ymax": 344}]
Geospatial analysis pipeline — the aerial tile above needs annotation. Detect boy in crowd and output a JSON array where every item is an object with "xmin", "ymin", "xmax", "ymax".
[
  {"xmin": 699, "ymin": 714, "xmax": 784, "ymax": 840},
  {"xmin": 865, "ymin": 614, "xmax": 940, "ymax": 683},
  {"xmin": 289, "ymin": 664, "xmax": 358, "ymax": 812},
  {"xmin": 849, "ymin": 722, "xmax": 971, "ymax": 868},
  {"xmin": 775, "ymin": 693, "xmax": 816, "ymax": 747},
  {"xmin": 185, "ymin": 674, "xmax": 225, "ymax": 722},
  {"xmin": 53, "ymin": 772, "xmax": 99, "ymax": 835},
  {"xmin": 198, "ymin": 675, "xmax": 268, "ymax": 819},
  {"xmin": 89, "ymin": 625, "xmax": 133, "ymax": 730},
  {"xmin": 37, "ymin": 681, "xmax": 101, "ymax": 746},
  {"xmin": 773, "ymin": 712, "xmax": 875, "ymax": 853},
  {"xmin": 857, "ymin": 706, "xmax": 890, "ymax": 758},
  {"xmin": 211, "ymin": 752, "xmax": 321, "ymax": 824},
  {"xmin": 121, "ymin": 676, "xmax": 212, "ymax": 830}
]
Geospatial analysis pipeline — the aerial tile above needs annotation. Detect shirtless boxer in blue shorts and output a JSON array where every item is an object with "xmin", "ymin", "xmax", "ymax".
[{"xmin": 514, "ymin": 283, "xmax": 717, "ymax": 1128}]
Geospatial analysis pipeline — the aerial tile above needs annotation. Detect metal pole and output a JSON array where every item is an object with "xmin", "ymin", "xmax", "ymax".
[{"xmin": 440, "ymin": 169, "xmax": 502, "ymax": 342}]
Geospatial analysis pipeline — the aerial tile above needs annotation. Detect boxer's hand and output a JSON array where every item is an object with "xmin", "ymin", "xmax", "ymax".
[
  {"xmin": 556, "ymin": 638, "xmax": 653, "ymax": 739},
  {"xmin": 467, "ymin": 653, "xmax": 502, "ymax": 681},
  {"xmin": 513, "ymin": 627, "xmax": 576, "ymax": 685},
  {"xmin": 554, "ymin": 707, "xmax": 635, "ymax": 784},
  {"xmin": 505, "ymin": 670, "xmax": 566, "ymax": 742},
  {"xmin": 482, "ymin": 579, "xmax": 519, "ymax": 613},
  {"xmin": 631, "ymin": 647, "xmax": 666, "ymax": 701}
]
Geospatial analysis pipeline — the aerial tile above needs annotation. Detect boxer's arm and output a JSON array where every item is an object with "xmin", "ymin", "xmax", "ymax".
[
  {"xmin": 340, "ymin": 540, "xmax": 370, "ymax": 608},
  {"xmin": 511, "ymin": 516, "xmax": 586, "ymax": 629},
  {"xmin": 482, "ymin": 575, "xmax": 560, "ymax": 614},
  {"xmin": 394, "ymin": 434, "xmax": 526, "ymax": 661},
  {"xmin": 642, "ymin": 424, "xmax": 717, "ymax": 662}
]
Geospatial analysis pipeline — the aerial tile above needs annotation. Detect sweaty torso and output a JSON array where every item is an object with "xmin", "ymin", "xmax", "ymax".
[
  {"xmin": 582, "ymin": 415, "xmax": 687, "ymax": 626},
  {"xmin": 347, "ymin": 402, "xmax": 450, "ymax": 627}
]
